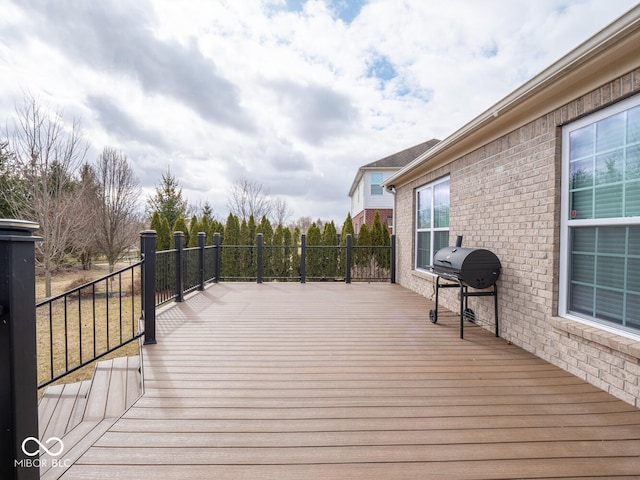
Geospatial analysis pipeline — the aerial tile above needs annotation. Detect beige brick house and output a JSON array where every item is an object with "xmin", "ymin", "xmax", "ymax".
[{"xmin": 384, "ymin": 5, "xmax": 640, "ymax": 406}]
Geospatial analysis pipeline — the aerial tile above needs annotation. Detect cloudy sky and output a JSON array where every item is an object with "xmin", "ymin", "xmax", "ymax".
[{"xmin": 1, "ymin": 0, "xmax": 638, "ymax": 224}]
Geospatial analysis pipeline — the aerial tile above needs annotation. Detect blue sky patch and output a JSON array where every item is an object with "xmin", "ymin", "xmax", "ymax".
[{"xmin": 366, "ymin": 55, "xmax": 397, "ymax": 84}]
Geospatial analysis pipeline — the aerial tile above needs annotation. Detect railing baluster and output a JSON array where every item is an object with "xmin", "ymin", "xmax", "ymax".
[
  {"xmin": 300, "ymin": 234, "xmax": 306, "ymax": 283},
  {"xmin": 174, "ymin": 232, "xmax": 184, "ymax": 302}
]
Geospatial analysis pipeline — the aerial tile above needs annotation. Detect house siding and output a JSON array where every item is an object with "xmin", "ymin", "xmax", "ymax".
[{"xmin": 394, "ymin": 68, "xmax": 640, "ymax": 407}]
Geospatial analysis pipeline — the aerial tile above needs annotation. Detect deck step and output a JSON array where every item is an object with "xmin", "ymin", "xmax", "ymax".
[{"xmin": 37, "ymin": 355, "xmax": 142, "ymax": 479}]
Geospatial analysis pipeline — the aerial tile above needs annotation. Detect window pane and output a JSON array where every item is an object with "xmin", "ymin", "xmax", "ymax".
[
  {"xmin": 594, "ymin": 185, "xmax": 623, "ymax": 218},
  {"xmin": 628, "ymin": 105, "xmax": 640, "ymax": 144},
  {"xmin": 570, "ymin": 124, "xmax": 594, "ymax": 159},
  {"xmin": 627, "ymin": 144, "xmax": 640, "ymax": 177},
  {"xmin": 434, "ymin": 231, "xmax": 449, "ymax": 254},
  {"xmin": 595, "ymin": 150, "xmax": 623, "ymax": 185},
  {"xmin": 570, "ymin": 158, "xmax": 594, "ymax": 189},
  {"xmin": 570, "ymin": 283, "xmax": 594, "ymax": 315},
  {"xmin": 598, "ymin": 227, "xmax": 626, "ymax": 255},
  {"xmin": 570, "ymin": 189, "xmax": 593, "ymax": 219},
  {"xmin": 416, "ymin": 232, "xmax": 431, "ymax": 269},
  {"xmin": 434, "ymin": 180, "xmax": 450, "ymax": 228},
  {"xmin": 596, "ymin": 112, "xmax": 624, "ymax": 153},
  {"xmin": 629, "ymin": 226, "xmax": 640, "ymax": 255},
  {"xmin": 572, "ymin": 227, "xmax": 596, "ymax": 251},
  {"xmin": 595, "ymin": 289, "xmax": 624, "ymax": 324},
  {"xmin": 417, "ymin": 187, "xmax": 431, "ymax": 229},
  {"xmin": 628, "ymin": 258, "xmax": 640, "ymax": 293},
  {"xmin": 571, "ymin": 253, "xmax": 594, "ymax": 284},
  {"xmin": 628, "ymin": 294, "xmax": 640, "ymax": 328},
  {"xmin": 596, "ymin": 257, "xmax": 624, "ymax": 289},
  {"xmin": 626, "ymin": 181, "xmax": 640, "ymax": 216}
]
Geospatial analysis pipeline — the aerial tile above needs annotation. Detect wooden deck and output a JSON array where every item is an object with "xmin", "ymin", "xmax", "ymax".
[{"xmin": 58, "ymin": 282, "xmax": 640, "ymax": 479}]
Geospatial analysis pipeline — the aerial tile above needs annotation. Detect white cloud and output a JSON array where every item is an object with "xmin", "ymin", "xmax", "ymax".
[{"xmin": 1, "ymin": 0, "xmax": 638, "ymax": 224}]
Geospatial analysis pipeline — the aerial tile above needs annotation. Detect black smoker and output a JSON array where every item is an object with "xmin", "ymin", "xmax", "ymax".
[{"xmin": 429, "ymin": 236, "xmax": 501, "ymax": 339}]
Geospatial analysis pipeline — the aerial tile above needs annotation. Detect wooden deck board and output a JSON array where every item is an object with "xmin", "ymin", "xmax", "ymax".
[{"xmin": 60, "ymin": 283, "xmax": 640, "ymax": 479}]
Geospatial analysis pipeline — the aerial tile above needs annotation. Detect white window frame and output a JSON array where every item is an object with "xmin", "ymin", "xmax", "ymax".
[
  {"xmin": 414, "ymin": 176, "xmax": 450, "ymax": 272},
  {"xmin": 559, "ymin": 94, "xmax": 640, "ymax": 340}
]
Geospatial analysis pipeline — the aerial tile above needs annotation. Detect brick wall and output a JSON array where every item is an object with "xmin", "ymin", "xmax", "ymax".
[{"xmin": 394, "ymin": 68, "xmax": 640, "ymax": 406}]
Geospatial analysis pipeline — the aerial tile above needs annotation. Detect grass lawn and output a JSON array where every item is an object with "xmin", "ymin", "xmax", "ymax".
[{"xmin": 36, "ymin": 263, "xmax": 142, "ymax": 392}]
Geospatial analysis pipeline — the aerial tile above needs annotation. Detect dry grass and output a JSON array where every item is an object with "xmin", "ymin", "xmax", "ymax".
[{"xmin": 36, "ymin": 263, "xmax": 142, "ymax": 391}]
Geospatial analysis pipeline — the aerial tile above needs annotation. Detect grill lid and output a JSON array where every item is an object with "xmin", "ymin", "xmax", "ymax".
[{"xmin": 432, "ymin": 246, "xmax": 501, "ymax": 289}]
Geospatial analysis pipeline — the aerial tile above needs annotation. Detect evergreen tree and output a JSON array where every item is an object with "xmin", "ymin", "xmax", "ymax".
[
  {"xmin": 158, "ymin": 217, "xmax": 171, "ymax": 251},
  {"xmin": 306, "ymin": 223, "xmax": 322, "ymax": 279},
  {"xmin": 188, "ymin": 214, "xmax": 200, "ymax": 247},
  {"xmin": 372, "ymin": 211, "xmax": 391, "ymax": 269},
  {"xmin": 272, "ymin": 224, "xmax": 286, "ymax": 279},
  {"xmin": 339, "ymin": 213, "xmax": 355, "ymax": 277},
  {"xmin": 356, "ymin": 222, "xmax": 372, "ymax": 268},
  {"xmin": 291, "ymin": 226, "xmax": 301, "ymax": 280},
  {"xmin": 201, "ymin": 215, "xmax": 211, "ymax": 245},
  {"xmin": 222, "ymin": 213, "xmax": 240, "ymax": 279},
  {"xmin": 146, "ymin": 168, "xmax": 188, "ymax": 229},
  {"xmin": 172, "ymin": 216, "xmax": 188, "ymax": 248},
  {"xmin": 256, "ymin": 215, "xmax": 274, "ymax": 277},
  {"xmin": 322, "ymin": 221, "xmax": 338, "ymax": 279}
]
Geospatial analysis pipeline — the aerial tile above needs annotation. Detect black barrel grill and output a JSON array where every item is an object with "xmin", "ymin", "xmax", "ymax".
[{"xmin": 429, "ymin": 237, "xmax": 501, "ymax": 339}]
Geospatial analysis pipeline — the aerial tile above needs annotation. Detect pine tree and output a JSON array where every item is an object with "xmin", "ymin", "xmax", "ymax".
[
  {"xmin": 146, "ymin": 168, "xmax": 188, "ymax": 229},
  {"xmin": 158, "ymin": 217, "xmax": 171, "ymax": 250},
  {"xmin": 339, "ymin": 213, "xmax": 355, "ymax": 277},
  {"xmin": 372, "ymin": 211, "xmax": 390, "ymax": 269},
  {"xmin": 188, "ymin": 215, "xmax": 200, "ymax": 247},
  {"xmin": 322, "ymin": 221, "xmax": 338, "ymax": 279},
  {"xmin": 222, "ymin": 213, "xmax": 240, "ymax": 279},
  {"xmin": 172, "ymin": 217, "xmax": 188, "ymax": 248},
  {"xmin": 291, "ymin": 226, "xmax": 301, "ymax": 280},
  {"xmin": 256, "ymin": 215, "xmax": 274, "ymax": 277},
  {"xmin": 272, "ymin": 224, "xmax": 286, "ymax": 278},
  {"xmin": 356, "ymin": 223, "xmax": 372, "ymax": 268},
  {"xmin": 306, "ymin": 223, "xmax": 322, "ymax": 279}
]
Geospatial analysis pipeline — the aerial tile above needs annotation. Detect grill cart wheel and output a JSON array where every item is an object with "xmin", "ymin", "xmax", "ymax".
[{"xmin": 429, "ymin": 309, "xmax": 437, "ymax": 323}]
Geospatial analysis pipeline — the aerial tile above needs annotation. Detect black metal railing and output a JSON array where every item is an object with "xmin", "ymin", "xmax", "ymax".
[
  {"xmin": 1, "ymin": 222, "xmax": 396, "ymax": 477},
  {"xmin": 35, "ymin": 261, "xmax": 144, "ymax": 389}
]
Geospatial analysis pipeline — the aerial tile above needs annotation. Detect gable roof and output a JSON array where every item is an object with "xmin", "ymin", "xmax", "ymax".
[
  {"xmin": 384, "ymin": 4, "xmax": 640, "ymax": 189},
  {"xmin": 348, "ymin": 139, "xmax": 439, "ymax": 196}
]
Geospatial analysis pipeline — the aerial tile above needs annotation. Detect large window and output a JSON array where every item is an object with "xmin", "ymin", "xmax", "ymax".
[
  {"xmin": 415, "ymin": 177, "xmax": 450, "ymax": 270},
  {"xmin": 561, "ymin": 95, "xmax": 640, "ymax": 335}
]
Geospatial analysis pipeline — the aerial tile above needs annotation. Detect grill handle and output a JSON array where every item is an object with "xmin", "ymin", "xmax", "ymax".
[{"xmin": 455, "ymin": 236, "xmax": 463, "ymax": 247}]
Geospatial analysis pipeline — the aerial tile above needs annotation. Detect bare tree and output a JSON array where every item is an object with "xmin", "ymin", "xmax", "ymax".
[
  {"xmin": 93, "ymin": 147, "xmax": 142, "ymax": 272},
  {"xmin": 271, "ymin": 197, "xmax": 293, "ymax": 226},
  {"xmin": 4, "ymin": 94, "xmax": 89, "ymax": 297},
  {"xmin": 227, "ymin": 176, "xmax": 273, "ymax": 221}
]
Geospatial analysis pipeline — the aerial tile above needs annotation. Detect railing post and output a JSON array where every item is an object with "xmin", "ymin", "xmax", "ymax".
[
  {"xmin": 390, "ymin": 234, "xmax": 396, "ymax": 284},
  {"xmin": 256, "ymin": 233, "xmax": 263, "ymax": 284},
  {"xmin": 0, "ymin": 219, "xmax": 40, "ymax": 480},
  {"xmin": 198, "ymin": 232, "xmax": 206, "ymax": 291},
  {"xmin": 300, "ymin": 234, "xmax": 306, "ymax": 284},
  {"xmin": 140, "ymin": 230, "xmax": 157, "ymax": 345},
  {"xmin": 345, "ymin": 234, "xmax": 352, "ymax": 284},
  {"xmin": 213, "ymin": 232, "xmax": 220, "ymax": 283},
  {"xmin": 174, "ymin": 231, "xmax": 184, "ymax": 302}
]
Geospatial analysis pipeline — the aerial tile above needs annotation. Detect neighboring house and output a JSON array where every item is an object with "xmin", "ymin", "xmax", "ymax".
[
  {"xmin": 349, "ymin": 139, "xmax": 439, "ymax": 233},
  {"xmin": 384, "ymin": 6, "xmax": 640, "ymax": 407}
]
